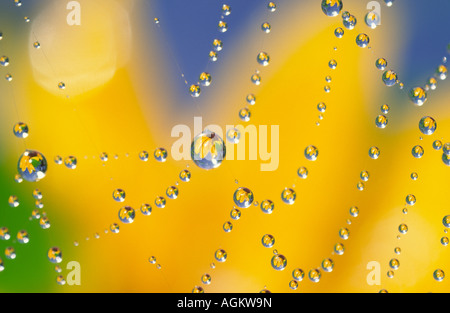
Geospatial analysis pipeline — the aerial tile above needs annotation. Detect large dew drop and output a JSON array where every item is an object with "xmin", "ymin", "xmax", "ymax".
[
  {"xmin": 191, "ymin": 130, "xmax": 226, "ymax": 170},
  {"xmin": 321, "ymin": 0, "xmax": 343, "ymax": 17}
]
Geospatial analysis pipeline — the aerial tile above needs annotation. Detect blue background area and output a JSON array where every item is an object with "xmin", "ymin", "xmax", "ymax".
[
  {"xmin": 150, "ymin": 0, "xmax": 450, "ymax": 91},
  {"xmin": 151, "ymin": 0, "xmax": 265, "ymax": 85}
]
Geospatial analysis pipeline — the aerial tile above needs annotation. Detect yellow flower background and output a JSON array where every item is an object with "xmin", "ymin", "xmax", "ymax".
[{"xmin": 0, "ymin": 0, "xmax": 449, "ymax": 292}]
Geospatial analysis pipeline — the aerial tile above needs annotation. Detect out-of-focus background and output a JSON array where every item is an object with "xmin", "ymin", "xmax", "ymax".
[{"xmin": 0, "ymin": 0, "xmax": 449, "ymax": 293}]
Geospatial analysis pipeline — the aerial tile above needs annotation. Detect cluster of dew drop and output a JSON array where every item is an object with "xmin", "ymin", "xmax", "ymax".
[
  {"xmin": 2, "ymin": 0, "xmax": 449, "ymax": 292},
  {"xmin": 187, "ymin": 4, "xmax": 232, "ymax": 98}
]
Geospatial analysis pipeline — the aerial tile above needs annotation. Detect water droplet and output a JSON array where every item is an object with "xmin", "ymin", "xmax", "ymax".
[
  {"xmin": 321, "ymin": 258, "xmax": 334, "ymax": 272},
  {"xmin": 260, "ymin": 200, "xmax": 274, "ymax": 214},
  {"xmin": 166, "ymin": 186, "xmax": 179, "ymax": 200},
  {"xmin": 201, "ymin": 274, "xmax": 212, "ymax": 285},
  {"xmin": 239, "ymin": 108, "xmax": 251, "ymax": 122},
  {"xmin": 0, "ymin": 56, "xmax": 10, "ymax": 67},
  {"xmin": 13, "ymin": 122, "xmax": 29, "ymax": 138},
  {"xmin": 154, "ymin": 196, "xmax": 166, "ymax": 208},
  {"xmin": 409, "ymin": 87, "xmax": 427, "ymax": 106},
  {"xmin": 398, "ymin": 223, "xmax": 408, "ymax": 234},
  {"xmin": 369, "ymin": 146, "xmax": 380, "ymax": 159},
  {"xmin": 360, "ymin": 171, "xmax": 370, "ymax": 182},
  {"xmin": 212, "ymin": 39, "xmax": 223, "ymax": 51},
  {"xmin": 140, "ymin": 204, "xmax": 152, "ymax": 216},
  {"xmin": 222, "ymin": 4, "xmax": 231, "ymax": 16},
  {"xmin": 334, "ymin": 27, "xmax": 344, "ymax": 38},
  {"xmin": 321, "ymin": 0, "xmax": 343, "ymax": 17},
  {"xmin": 192, "ymin": 286, "xmax": 204, "ymax": 293},
  {"xmin": 334, "ymin": 243, "xmax": 345, "ymax": 255},
  {"xmin": 406, "ymin": 194, "xmax": 416, "ymax": 206},
  {"xmin": 389, "ymin": 258, "xmax": 400, "ymax": 270},
  {"xmin": 427, "ymin": 77, "xmax": 437, "ymax": 90},
  {"xmin": 436, "ymin": 65, "xmax": 447, "ymax": 80},
  {"xmin": 257, "ymin": 52, "xmax": 270, "ymax": 66},
  {"xmin": 412, "ymin": 145, "xmax": 424, "ymax": 159},
  {"xmin": 223, "ymin": 221, "xmax": 233, "ymax": 233},
  {"xmin": 191, "ymin": 130, "xmax": 226, "ymax": 170},
  {"xmin": 268, "ymin": 2, "xmax": 277, "ymax": 12},
  {"xmin": 118, "ymin": 206, "xmax": 135, "ymax": 224},
  {"xmin": 442, "ymin": 216, "xmax": 450, "ymax": 228},
  {"xmin": 304, "ymin": 145, "xmax": 319, "ymax": 161},
  {"xmin": 209, "ymin": 51, "xmax": 218, "ymax": 62},
  {"xmin": 226, "ymin": 128, "xmax": 241, "ymax": 144},
  {"xmin": 375, "ymin": 58, "xmax": 388, "ymax": 71},
  {"xmin": 218, "ymin": 20, "xmax": 228, "ymax": 33},
  {"xmin": 317, "ymin": 102, "xmax": 327, "ymax": 113},
  {"xmin": 382, "ymin": 70, "xmax": 398, "ymax": 87},
  {"xmin": 35, "ymin": 200, "xmax": 44, "ymax": 209},
  {"xmin": 64, "ymin": 156, "xmax": 77, "ymax": 169},
  {"xmin": 246, "ymin": 94, "xmax": 256, "ymax": 105},
  {"xmin": 349, "ymin": 206, "xmax": 359, "ymax": 217},
  {"xmin": 18, "ymin": 150, "xmax": 48, "ymax": 182},
  {"xmin": 48, "ymin": 247, "xmax": 62, "ymax": 264},
  {"xmin": 39, "ymin": 217, "xmax": 51, "ymax": 229},
  {"xmin": 356, "ymin": 33, "xmax": 370, "ymax": 48},
  {"xmin": 281, "ymin": 188, "xmax": 296, "ymax": 205},
  {"xmin": 292, "ymin": 268, "xmax": 305, "ymax": 281},
  {"xmin": 339, "ymin": 228, "xmax": 350, "ymax": 240},
  {"xmin": 233, "ymin": 187, "xmax": 254, "ymax": 208},
  {"xmin": 297, "ymin": 166, "xmax": 308, "ymax": 179},
  {"xmin": 419, "ymin": 116, "xmax": 437, "ymax": 135},
  {"xmin": 432, "ymin": 140, "xmax": 442, "ymax": 151},
  {"xmin": 261, "ymin": 22, "xmax": 271, "ymax": 33},
  {"xmin": 199, "ymin": 72, "xmax": 212, "ymax": 87},
  {"xmin": 441, "ymin": 237, "xmax": 449, "ymax": 246},
  {"xmin": 112, "ymin": 189, "xmax": 126, "ymax": 202},
  {"xmin": 289, "ymin": 280, "xmax": 298, "ymax": 290},
  {"xmin": 411, "ymin": 172, "xmax": 418, "ymax": 181},
  {"xmin": 271, "ymin": 254, "xmax": 287, "ymax": 271},
  {"xmin": 230, "ymin": 208, "xmax": 241, "ymax": 220},
  {"xmin": 251, "ymin": 73, "xmax": 261, "ymax": 85},
  {"xmin": 215, "ymin": 249, "xmax": 227, "ymax": 262},
  {"xmin": 0, "ymin": 228, "xmax": 10, "ymax": 241},
  {"xmin": 99, "ymin": 152, "xmax": 108, "ymax": 162},
  {"xmin": 443, "ymin": 143, "xmax": 450, "ymax": 155},
  {"xmin": 343, "ymin": 15, "xmax": 357, "ymax": 29},
  {"xmin": 365, "ymin": 11, "xmax": 380, "ymax": 29},
  {"xmin": 54, "ymin": 155, "xmax": 63, "ymax": 165},
  {"xmin": 357, "ymin": 182, "xmax": 365, "ymax": 191},
  {"xmin": 110, "ymin": 223, "xmax": 120, "ymax": 234},
  {"xmin": 434, "ymin": 269, "xmax": 445, "ymax": 282},
  {"xmin": 375, "ymin": 115, "xmax": 388, "ymax": 128},
  {"xmin": 308, "ymin": 269, "xmax": 321, "ymax": 283},
  {"xmin": 443, "ymin": 153, "xmax": 450, "ymax": 166},
  {"xmin": 329, "ymin": 59, "xmax": 337, "ymax": 70},
  {"xmin": 189, "ymin": 84, "xmax": 201, "ymax": 98},
  {"xmin": 8, "ymin": 195, "xmax": 19, "ymax": 208},
  {"xmin": 262, "ymin": 234, "xmax": 275, "ymax": 248}
]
